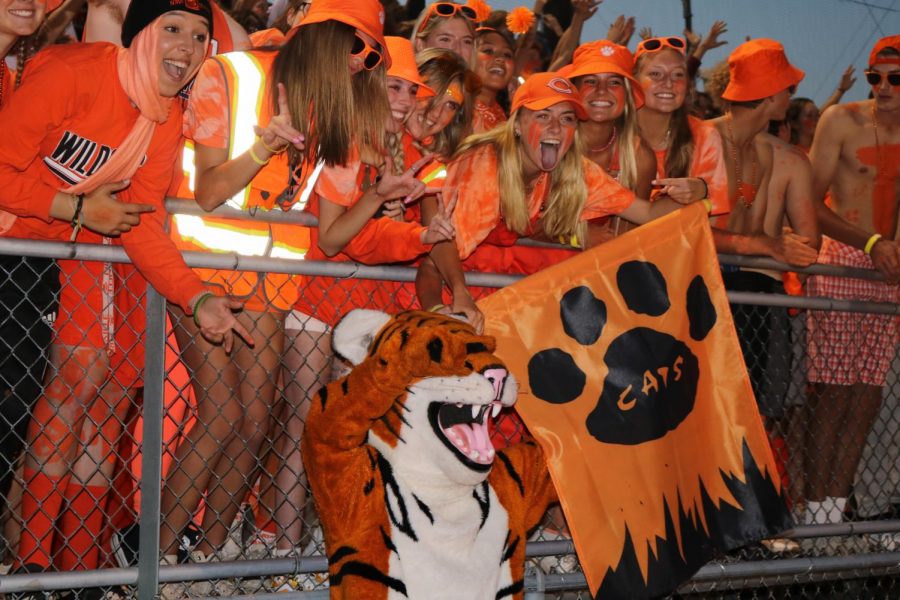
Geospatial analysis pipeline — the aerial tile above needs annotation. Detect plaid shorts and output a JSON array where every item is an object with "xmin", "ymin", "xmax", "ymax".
[{"xmin": 806, "ymin": 238, "xmax": 899, "ymax": 386}]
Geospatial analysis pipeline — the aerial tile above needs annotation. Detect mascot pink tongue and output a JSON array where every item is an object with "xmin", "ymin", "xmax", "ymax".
[{"xmin": 445, "ymin": 419, "xmax": 495, "ymax": 464}]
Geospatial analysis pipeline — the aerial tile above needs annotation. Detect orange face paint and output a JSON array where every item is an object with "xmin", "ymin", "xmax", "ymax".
[{"xmin": 856, "ymin": 143, "xmax": 900, "ymax": 237}]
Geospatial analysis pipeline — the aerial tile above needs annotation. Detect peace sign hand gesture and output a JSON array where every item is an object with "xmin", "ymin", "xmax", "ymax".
[
  {"xmin": 421, "ymin": 191, "xmax": 457, "ymax": 245},
  {"xmin": 375, "ymin": 153, "xmax": 432, "ymax": 205}
]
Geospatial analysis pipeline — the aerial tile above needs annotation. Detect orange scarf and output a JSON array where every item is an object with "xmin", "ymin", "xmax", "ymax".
[{"xmin": 67, "ymin": 22, "xmax": 175, "ymax": 195}]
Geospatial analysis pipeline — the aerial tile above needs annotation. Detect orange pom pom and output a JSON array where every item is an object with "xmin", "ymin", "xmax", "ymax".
[
  {"xmin": 505, "ymin": 6, "xmax": 535, "ymax": 35},
  {"xmin": 466, "ymin": 0, "xmax": 492, "ymax": 22}
]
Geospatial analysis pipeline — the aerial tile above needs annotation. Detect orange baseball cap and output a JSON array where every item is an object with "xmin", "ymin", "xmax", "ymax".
[
  {"xmin": 511, "ymin": 71, "xmax": 588, "ymax": 119},
  {"xmin": 300, "ymin": 0, "xmax": 390, "ymax": 67},
  {"xmin": 721, "ymin": 39, "xmax": 804, "ymax": 102},
  {"xmin": 870, "ymin": 35, "xmax": 900, "ymax": 66},
  {"xmin": 558, "ymin": 40, "xmax": 645, "ymax": 109},
  {"xmin": 386, "ymin": 37, "xmax": 435, "ymax": 97}
]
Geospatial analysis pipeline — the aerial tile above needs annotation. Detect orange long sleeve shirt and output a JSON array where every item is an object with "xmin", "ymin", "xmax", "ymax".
[{"xmin": 0, "ymin": 43, "xmax": 206, "ymax": 310}]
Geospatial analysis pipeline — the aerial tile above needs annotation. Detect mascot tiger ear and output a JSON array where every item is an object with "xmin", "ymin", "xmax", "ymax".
[{"xmin": 333, "ymin": 309, "xmax": 392, "ymax": 366}]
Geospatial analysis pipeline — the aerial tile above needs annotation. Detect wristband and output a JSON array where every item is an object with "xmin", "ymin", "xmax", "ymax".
[
  {"xmin": 864, "ymin": 233, "xmax": 883, "ymax": 255},
  {"xmin": 260, "ymin": 137, "xmax": 284, "ymax": 155},
  {"xmin": 701, "ymin": 199, "xmax": 713, "ymax": 214},
  {"xmin": 558, "ymin": 234, "xmax": 579, "ymax": 247},
  {"xmin": 69, "ymin": 194, "xmax": 84, "ymax": 241},
  {"xmin": 698, "ymin": 177, "xmax": 709, "ymax": 200},
  {"xmin": 192, "ymin": 292, "xmax": 214, "ymax": 327},
  {"xmin": 248, "ymin": 145, "xmax": 269, "ymax": 166},
  {"xmin": 427, "ymin": 304, "xmax": 446, "ymax": 313}
]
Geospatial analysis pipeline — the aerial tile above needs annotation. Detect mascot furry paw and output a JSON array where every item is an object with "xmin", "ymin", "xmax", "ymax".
[{"xmin": 302, "ymin": 309, "xmax": 558, "ymax": 600}]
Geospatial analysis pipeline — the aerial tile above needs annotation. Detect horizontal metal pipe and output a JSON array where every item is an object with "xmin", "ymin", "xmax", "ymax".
[{"xmin": 726, "ymin": 291, "xmax": 900, "ymax": 315}]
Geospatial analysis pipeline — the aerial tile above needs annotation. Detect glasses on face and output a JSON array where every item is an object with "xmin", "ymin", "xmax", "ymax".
[
  {"xmin": 636, "ymin": 37, "xmax": 686, "ymax": 55},
  {"xmin": 351, "ymin": 33, "xmax": 384, "ymax": 70},
  {"xmin": 865, "ymin": 70, "xmax": 900, "ymax": 86},
  {"xmin": 420, "ymin": 2, "xmax": 478, "ymax": 31}
]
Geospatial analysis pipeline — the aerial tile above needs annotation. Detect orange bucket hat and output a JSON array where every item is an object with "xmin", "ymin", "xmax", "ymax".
[
  {"xmin": 870, "ymin": 35, "xmax": 900, "ymax": 66},
  {"xmin": 385, "ymin": 37, "xmax": 435, "ymax": 97},
  {"xmin": 300, "ymin": 0, "xmax": 391, "ymax": 67},
  {"xmin": 510, "ymin": 71, "xmax": 588, "ymax": 120},
  {"xmin": 721, "ymin": 39, "xmax": 804, "ymax": 102},
  {"xmin": 558, "ymin": 40, "xmax": 645, "ymax": 109}
]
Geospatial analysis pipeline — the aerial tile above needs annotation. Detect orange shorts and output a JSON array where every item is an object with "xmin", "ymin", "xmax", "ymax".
[{"xmin": 56, "ymin": 258, "xmax": 145, "ymax": 387}]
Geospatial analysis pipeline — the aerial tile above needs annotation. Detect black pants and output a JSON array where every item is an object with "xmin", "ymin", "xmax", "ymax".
[
  {"xmin": 722, "ymin": 269, "xmax": 791, "ymax": 419},
  {"xmin": 0, "ymin": 254, "xmax": 58, "ymax": 505}
]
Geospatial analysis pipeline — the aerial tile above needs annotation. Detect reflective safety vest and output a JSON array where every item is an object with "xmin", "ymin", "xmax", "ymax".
[{"xmin": 170, "ymin": 50, "xmax": 321, "ymax": 312}]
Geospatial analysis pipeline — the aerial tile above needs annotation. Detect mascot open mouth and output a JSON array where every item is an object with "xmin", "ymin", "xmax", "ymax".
[{"xmin": 428, "ymin": 401, "xmax": 501, "ymax": 471}]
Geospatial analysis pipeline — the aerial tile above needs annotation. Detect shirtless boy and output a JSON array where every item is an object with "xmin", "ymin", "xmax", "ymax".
[
  {"xmin": 710, "ymin": 39, "xmax": 820, "ymax": 422},
  {"xmin": 802, "ymin": 35, "xmax": 900, "ymax": 528}
]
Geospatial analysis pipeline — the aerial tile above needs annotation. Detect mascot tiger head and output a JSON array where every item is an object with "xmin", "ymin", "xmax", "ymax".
[{"xmin": 333, "ymin": 309, "xmax": 518, "ymax": 487}]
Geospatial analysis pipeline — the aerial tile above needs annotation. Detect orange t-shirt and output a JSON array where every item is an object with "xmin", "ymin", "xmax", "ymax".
[
  {"xmin": 653, "ymin": 116, "xmax": 729, "ymax": 215},
  {"xmin": 0, "ymin": 43, "xmax": 205, "ymax": 310},
  {"xmin": 448, "ymin": 144, "xmax": 636, "ymax": 259},
  {"xmin": 293, "ymin": 137, "xmax": 432, "ymax": 325}
]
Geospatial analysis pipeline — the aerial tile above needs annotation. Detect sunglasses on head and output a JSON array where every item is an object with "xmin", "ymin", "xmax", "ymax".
[
  {"xmin": 351, "ymin": 33, "xmax": 384, "ymax": 70},
  {"xmin": 637, "ymin": 37, "xmax": 686, "ymax": 54},
  {"xmin": 865, "ymin": 70, "xmax": 900, "ymax": 86},
  {"xmin": 421, "ymin": 2, "xmax": 478, "ymax": 30}
]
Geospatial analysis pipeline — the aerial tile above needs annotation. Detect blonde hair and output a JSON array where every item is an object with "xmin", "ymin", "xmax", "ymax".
[
  {"xmin": 411, "ymin": 2, "xmax": 476, "ymax": 46},
  {"xmin": 272, "ymin": 20, "xmax": 389, "ymax": 167},
  {"xmin": 415, "ymin": 48, "xmax": 479, "ymax": 159},
  {"xmin": 456, "ymin": 111, "xmax": 588, "ymax": 247},
  {"xmin": 634, "ymin": 50, "xmax": 695, "ymax": 178}
]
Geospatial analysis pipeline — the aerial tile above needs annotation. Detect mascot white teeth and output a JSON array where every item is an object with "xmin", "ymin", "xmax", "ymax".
[{"xmin": 302, "ymin": 309, "xmax": 558, "ymax": 600}]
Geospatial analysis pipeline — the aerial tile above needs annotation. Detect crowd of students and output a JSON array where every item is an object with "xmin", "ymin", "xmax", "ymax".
[{"xmin": 0, "ymin": 0, "xmax": 897, "ymax": 595}]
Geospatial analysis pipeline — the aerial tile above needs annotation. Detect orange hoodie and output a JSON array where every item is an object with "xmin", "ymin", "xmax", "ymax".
[{"xmin": 0, "ymin": 43, "xmax": 205, "ymax": 310}]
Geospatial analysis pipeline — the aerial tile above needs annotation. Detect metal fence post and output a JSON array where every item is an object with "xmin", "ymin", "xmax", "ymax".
[{"xmin": 138, "ymin": 287, "xmax": 167, "ymax": 600}]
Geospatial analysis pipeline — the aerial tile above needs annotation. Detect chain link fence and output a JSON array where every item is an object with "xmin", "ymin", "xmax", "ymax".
[{"xmin": 0, "ymin": 220, "xmax": 898, "ymax": 600}]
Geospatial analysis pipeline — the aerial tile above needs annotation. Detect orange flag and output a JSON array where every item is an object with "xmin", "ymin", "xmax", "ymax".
[{"xmin": 478, "ymin": 203, "xmax": 791, "ymax": 598}]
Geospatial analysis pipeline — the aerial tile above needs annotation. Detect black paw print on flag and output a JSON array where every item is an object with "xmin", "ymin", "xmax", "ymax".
[{"xmin": 527, "ymin": 260, "xmax": 717, "ymax": 444}]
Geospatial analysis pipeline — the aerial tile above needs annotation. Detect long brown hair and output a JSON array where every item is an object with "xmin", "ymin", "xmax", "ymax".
[
  {"xmin": 634, "ymin": 51, "xmax": 695, "ymax": 179},
  {"xmin": 415, "ymin": 48, "xmax": 479, "ymax": 159},
  {"xmin": 271, "ymin": 20, "xmax": 389, "ymax": 166},
  {"xmin": 455, "ymin": 112, "xmax": 588, "ymax": 247}
]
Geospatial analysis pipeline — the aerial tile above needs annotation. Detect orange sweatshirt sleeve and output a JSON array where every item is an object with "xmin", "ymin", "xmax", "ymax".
[
  {"xmin": 447, "ymin": 146, "xmax": 503, "ymax": 260},
  {"xmin": 118, "ymin": 113, "xmax": 207, "ymax": 311},
  {"xmin": 0, "ymin": 51, "xmax": 75, "ymax": 222},
  {"xmin": 582, "ymin": 159, "xmax": 636, "ymax": 220},
  {"xmin": 341, "ymin": 216, "xmax": 429, "ymax": 264}
]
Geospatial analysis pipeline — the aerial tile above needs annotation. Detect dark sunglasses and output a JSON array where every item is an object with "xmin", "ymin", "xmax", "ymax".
[
  {"xmin": 865, "ymin": 70, "xmax": 900, "ymax": 86},
  {"xmin": 351, "ymin": 33, "xmax": 384, "ymax": 71},
  {"xmin": 637, "ymin": 37, "xmax": 686, "ymax": 54},
  {"xmin": 420, "ymin": 2, "xmax": 478, "ymax": 30}
]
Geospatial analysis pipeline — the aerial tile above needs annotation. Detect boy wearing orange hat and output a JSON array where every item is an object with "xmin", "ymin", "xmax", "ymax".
[
  {"xmin": 706, "ymin": 40, "xmax": 821, "ymax": 490},
  {"xmin": 800, "ymin": 35, "xmax": 900, "ymax": 535}
]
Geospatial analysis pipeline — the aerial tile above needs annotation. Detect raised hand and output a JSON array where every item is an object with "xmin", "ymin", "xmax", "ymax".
[
  {"xmin": 81, "ymin": 180, "xmax": 155, "ymax": 236},
  {"xmin": 638, "ymin": 25, "xmax": 653, "ymax": 41},
  {"xmin": 606, "ymin": 15, "xmax": 635, "ymax": 46},
  {"xmin": 838, "ymin": 65, "xmax": 857, "ymax": 93},
  {"xmin": 376, "ymin": 153, "xmax": 432, "ymax": 204},
  {"xmin": 253, "ymin": 82, "xmax": 305, "ymax": 156},
  {"xmin": 421, "ymin": 191, "xmax": 457, "ymax": 245},
  {"xmin": 699, "ymin": 20, "xmax": 728, "ymax": 52}
]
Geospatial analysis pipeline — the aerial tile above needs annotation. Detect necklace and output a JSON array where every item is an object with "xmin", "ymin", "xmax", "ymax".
[
  {"xmin": 724, "ymin": 115, "xmax": 757, "ymax": 208},
  {"xmin": 588, "ymin": 126, "xmax": 617, "ymax": 153},
  {"xmin": 0, "ymin": 61, "xmax": 6, "ymax": 108}
]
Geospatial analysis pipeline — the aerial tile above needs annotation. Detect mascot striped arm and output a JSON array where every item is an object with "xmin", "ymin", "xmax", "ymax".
[{"xmin": 302, "ymin": 309, "xmax": 558, "ymax": 599}]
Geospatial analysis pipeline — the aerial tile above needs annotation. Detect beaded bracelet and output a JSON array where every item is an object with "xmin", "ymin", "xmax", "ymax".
[
  {"xmin": 192, "ymin": 292, "xmax": 215, "ymax": 327},
  {"xmin": 864, "ymin": 233, "xmax": 883, "ymax": 256}
]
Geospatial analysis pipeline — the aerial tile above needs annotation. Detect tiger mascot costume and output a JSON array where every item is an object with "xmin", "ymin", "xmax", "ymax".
[{"xmin": 302, "ymin": 309, "xmax": 558, "ymax": 599}]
